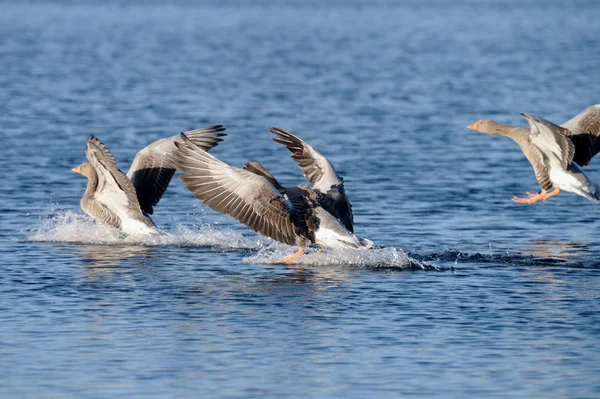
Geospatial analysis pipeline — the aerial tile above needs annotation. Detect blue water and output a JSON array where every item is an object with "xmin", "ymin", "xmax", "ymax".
[{"xmin": 2, "ymin": 1, "xmax": 600, "ymax": 397}]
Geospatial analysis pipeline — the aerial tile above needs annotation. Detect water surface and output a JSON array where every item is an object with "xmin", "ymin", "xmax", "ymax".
[{"xmin": 1, "ymin": 1, "xmax": 600, "ymax": 397}]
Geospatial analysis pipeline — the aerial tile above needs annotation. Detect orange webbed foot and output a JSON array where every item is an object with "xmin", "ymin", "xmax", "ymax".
[
  {"xmin": 512, "ymin": 191, "xmax": 546, "ymax": 204},
  {"xmin": 512, "ymin": 188, "xmax": 560, "ymax": 204},
  {"xmin": 270, "ymin": 248, "xmax": 305, "ymax": 264},
  {"xmin": 512, "ymin": 197, "xmax": 535, "ymax": 204}
]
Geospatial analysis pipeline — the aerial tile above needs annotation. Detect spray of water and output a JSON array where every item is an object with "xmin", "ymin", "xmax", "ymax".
[
  {"xmin": 28, "ymin": 211, "xmax": 263, "ymax": 249},
  {"xmin": 243, "ymin": 243, "xmax": 428, "ymax": 269},
  {"xmin": 28, "ymin": 211, "xmax": 428, "ymax": 269}
]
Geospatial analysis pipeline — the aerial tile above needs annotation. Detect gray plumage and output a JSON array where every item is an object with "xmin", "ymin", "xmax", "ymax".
[
  {"xmin": 270, "ymin": 127, "xmax": 354, "ymax": 232},
  {"xmin": 73, "ymin": 126, "xmax": 226, "ymax": 233},
  {"xmin": 561, "ymin": 104, "xmax": 600, "ymax": 166},
  {"xmin": 468, "ymin": 105, "xmax": 600, "ymax": 202},
  {"xmin": 521, "ymin": 113, "xmax": 575, "ymax": 170},
  {"xmin": 173, "ymin": 133, "xmax": 371, "ymax": 251},
  {"xmin": 126, "ymin": 126, "xmax": 226, "ymax": 214},
  {"xmin": 79, "ymin": 135, "xmax": 157, "ymax": 233}
]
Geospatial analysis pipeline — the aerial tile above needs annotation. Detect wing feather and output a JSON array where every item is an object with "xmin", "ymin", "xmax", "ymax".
[
  {"xmin": 521, "ymin": 113, "xmax": 575, "ymax": 170},
  {"xmin": 85, "ymin": 135, "xmax": 142, "ymax": 214},
  {"xmin": 270, "ymin": 127, "xmax": 354, "ymax": 231},
  {"xmin": 127, "ymin": 125, "xmax": 226, "ymax": 214},
  {"xmin": 561, "ymin": 105, "xmax": 600, "ymax": 166},
  {"xmin": 173, "ymin": 133, "xmax": 297, "ymax": 246},
  {"xmin": 520, "ymin": 141, "xmax": 554, "ymax": 191},
  {"xmin": 270, "ymin": 127, "xmax": 342, "ymax": 192}
]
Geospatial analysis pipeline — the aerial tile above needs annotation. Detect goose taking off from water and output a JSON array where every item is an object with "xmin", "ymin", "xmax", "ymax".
[
  {"xmin": 72, "ymin": 126, "xmax": 226, "ymax": 235},
  {"xmin": 468, "ymin": 105, "xmax": 600, "ymax": 204},
  {"xmin": 173, "ymin": 129, "xmax": 372, "ymax": 263}
]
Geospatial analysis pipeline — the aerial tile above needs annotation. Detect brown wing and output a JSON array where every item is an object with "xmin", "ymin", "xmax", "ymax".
[
  {"xmin": 561, "ymin": 105, "xmax": 600, "ymax": 166},
  {"xmin": 172, "ymin": 134, "xmax": 297, "ymax": 246},
  {"xmin": 127, "ymin": 125, "xmax": 226, "ymax": 214}
]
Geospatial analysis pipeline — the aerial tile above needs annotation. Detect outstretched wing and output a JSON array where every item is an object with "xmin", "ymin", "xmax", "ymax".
[
  {"xmin": 271, "ymin": 127, "xmax": 343, "ymax": 192},
  {"xmin": 173, "ymin": 134, "xmax": 297, "ymax": 246},
  {"xmin": 561, "ymin": 105, "xmax": 600, "ymax": 166},
  {"xmin": 521, "ymin": 113, "xmax": 575, "ymax": 170},
  {"xmin": 271, "ymin": 127, "xmax": 353, "ymax": 231},
  {"xmin": 85, "ymin": 135, "xmax": 142, "ymax": 214},
  {"xmin": 127, "ymin": 125, "xmax": 226, "ymax": 214}
]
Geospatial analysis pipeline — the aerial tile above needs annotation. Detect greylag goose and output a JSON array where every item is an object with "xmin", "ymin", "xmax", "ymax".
[
  {"xmin": 271, "ymin": 127, "xmax": 354, "ymax": 233},
  {"xmin": 468, "ymin": 105, "xmax": 600, "ymax": 204},
  {"xmin": 72, "ymin": 126, "xmax": 226, "ymax": 235},
  {"xmin": 173, "ymin": 130, "xmax": 372, "ymax": 263}
]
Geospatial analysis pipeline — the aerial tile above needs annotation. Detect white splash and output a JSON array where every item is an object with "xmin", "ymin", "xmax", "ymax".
[
  {"xmin": 28, "ymin": 211, "xmax": 264, "ymax": 249},
  {"xmin": 243, "ymin": 243, "xmax": 427, "ymax": 269},
  {"xmin": 28, "ymin": 212, "xmax": 428, "ymax": 269}
]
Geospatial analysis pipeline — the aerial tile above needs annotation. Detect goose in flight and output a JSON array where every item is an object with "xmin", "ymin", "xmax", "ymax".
[
  {"xmin": 72, "ymin": 126, "xmax": 226, "ymax": 235},
  {"xmin": 468, "ymin": 105, "xmax": 600, "ymax": 204},
  {"xmin": 173, "ymin": 128, "xmax": 372, "ymax": 263}
]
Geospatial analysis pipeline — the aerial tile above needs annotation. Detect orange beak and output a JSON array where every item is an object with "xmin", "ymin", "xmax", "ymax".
[
  {"xmin": 467, "ymin": 122, "xmax": 478, "ymax": 130},
  {"xmin": 72, "ymin": 165, "xmax": 81, "ymax": 174}
]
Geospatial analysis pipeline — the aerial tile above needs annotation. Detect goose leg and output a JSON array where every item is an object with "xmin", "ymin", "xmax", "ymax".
[
  {"xmin": 275, "ymin": 248, "xmax": 304, "ymax": 264},
  {"xmin": 542, "ymin": 188, "xmax": 561, "ymax": 199},
  {"xmin": 512, "ymin": 190, "xmax": 547, "ymax": 204},
  {"xmin": 512, "ymin": 188, "xmax": 560, "ymax": 204}
]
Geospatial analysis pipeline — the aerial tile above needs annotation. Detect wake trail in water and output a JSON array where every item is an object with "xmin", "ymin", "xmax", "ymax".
[
  {"xmin": 415, "ymin": 248, "xmax": 590, "ymax": 268},
  {"xmin": 28, "ymin": 212, "xmax": 430, "ymax": 269}
]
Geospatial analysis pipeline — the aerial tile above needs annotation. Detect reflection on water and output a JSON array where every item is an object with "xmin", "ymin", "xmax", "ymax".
[
  {"xmin": 518, "ymin": 240, "xmax": 591, "ymax": 265},
  {"xmin": 76, "ymin": 244, "xmax": 153, "ymax": 268}
]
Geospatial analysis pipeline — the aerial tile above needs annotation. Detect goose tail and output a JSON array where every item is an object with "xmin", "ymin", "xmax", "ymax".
[
  {"xmin": 358, "ymin": 237, "xmax": 374, "ymax": 248},
  {"xmin": 585, "ymin": 183, "xmax": 600, "ymax": 203}
]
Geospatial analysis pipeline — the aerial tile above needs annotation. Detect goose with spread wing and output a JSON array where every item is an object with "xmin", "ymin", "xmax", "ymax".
[
  {"xmin": 270, "ymin": 127, "xmax": 354, "ymax": 233},
  {"xmin": 72, "ymin": 126, "xmax": 226, "ymax": 234},
  {"xmin": 173, "ymin": 129, "xmax": 372, "ymax": 263},
  {"xmin": 468, "ymin": 105, "xmax": 600, "ymax": 204}
]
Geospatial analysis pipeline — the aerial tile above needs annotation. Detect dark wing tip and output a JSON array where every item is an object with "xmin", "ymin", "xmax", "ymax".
[
  {"xmin": 180, "ymin": 132, "xmax": 193, "ymax": 143},
  {"xmin": 521, "ymin": 112, "xmax": 539, "ymax": 121},
  {"xmin": 271, "ymin": 127, "xmax": 304, "ymax": 148},
  {"xmin": 173, "ymin": 133, "xmax": 196, "ymax": 153},
  {"xmin": 87, "ymin": 134, "xmax": 108, "ymax": 150},
  {"xmin": 270, "ymin": 127, "xmax": 294, "ymax": 138},
  {"xmin": 173, "ymin": 133, "xmax": 193, "ymax": 155},
  {"xmin": 87, "ymin": 134, "xmax": 102, "ymax": 145},
  {"xmin": 206, "ymin": 124, "xmax": 225, "ymax": 132},
  {"xmin": 182, "ymin": 125, "xmax": 227, "ymax": 134}
]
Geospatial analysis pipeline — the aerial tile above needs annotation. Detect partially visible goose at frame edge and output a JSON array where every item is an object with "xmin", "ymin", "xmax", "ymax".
[{"xmin": 468, "ymin": 104, "xmax": 600, "ymax": 204}]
